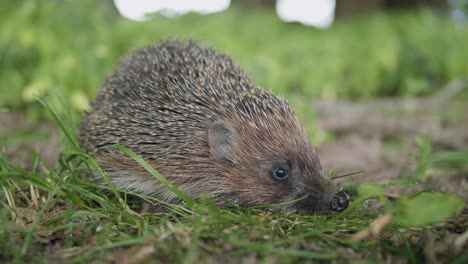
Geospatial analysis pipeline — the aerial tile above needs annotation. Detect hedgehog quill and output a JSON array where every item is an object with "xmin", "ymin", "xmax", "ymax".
[{"xmin": 80, "ymin": 40, "xmax": 349, "ymax": 214}]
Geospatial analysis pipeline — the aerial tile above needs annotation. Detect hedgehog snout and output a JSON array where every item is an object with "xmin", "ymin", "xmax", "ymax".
[{"xmin": 329, "ymin": 190, "xmax": 350, "ymax": 212}]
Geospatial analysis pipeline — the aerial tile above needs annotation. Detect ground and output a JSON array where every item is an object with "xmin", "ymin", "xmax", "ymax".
[{"xmin": 0, "ymin": 85, "xmax": 467, "ymax": 263}]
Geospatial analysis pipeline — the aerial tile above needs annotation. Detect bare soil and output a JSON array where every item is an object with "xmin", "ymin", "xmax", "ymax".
[
  {"xmin": 0, "ymin": 112, "xmax": 60, "ymax": 171},
  {"xmin": 314, "ymin": 95, "xmax": 468, "ymax": 201}
]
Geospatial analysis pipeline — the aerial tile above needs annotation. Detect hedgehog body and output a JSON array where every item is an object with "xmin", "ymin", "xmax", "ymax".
[{"xmin": 80, "ymin": 40, "xmax": 349, "ymax": 213}]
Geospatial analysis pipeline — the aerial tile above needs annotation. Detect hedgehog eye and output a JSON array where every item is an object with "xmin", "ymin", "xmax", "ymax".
[{"xmin": 272, "ymin": 166, "xmax": 289, "ymax": 181}]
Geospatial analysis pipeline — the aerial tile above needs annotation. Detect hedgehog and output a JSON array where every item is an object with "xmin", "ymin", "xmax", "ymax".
[{"xmin": 79, "ymin": 40, "xmax": 349, "ymax": 214}]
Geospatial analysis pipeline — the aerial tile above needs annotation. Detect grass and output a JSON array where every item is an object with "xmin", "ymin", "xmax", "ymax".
[{"xmin": 1, "ymin": 1, "xmax": 467, "ymax": 263}]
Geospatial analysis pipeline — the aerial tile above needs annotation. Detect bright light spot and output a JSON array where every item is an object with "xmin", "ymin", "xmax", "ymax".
[
  {"xmin": 276, "ymin": 0, "xmax": 335, "ymax": 28},
  {"xmin": 113, "ymin": 0, "xmax": 335, "ymax": 28},
  {"xmin": 113, "ymin": 0, "xmax": 231, "ymax": 20}
]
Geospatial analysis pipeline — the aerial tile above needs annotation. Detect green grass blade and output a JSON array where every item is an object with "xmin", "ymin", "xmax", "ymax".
[
  {"xmin": 116, "ymin": 145, "xmax": 195, "ymax": 206},
  {"xmin": 36, "ymin": 96, "xmax": 80, "ymax": 151}
]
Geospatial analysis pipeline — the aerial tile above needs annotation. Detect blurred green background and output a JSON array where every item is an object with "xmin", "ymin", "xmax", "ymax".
[{"xmin": 1, "ymin": 0, "xmax": 467, "ymax": 120}]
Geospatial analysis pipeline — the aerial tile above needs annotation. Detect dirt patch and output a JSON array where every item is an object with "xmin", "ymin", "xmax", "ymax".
[
  {"xmin": 313, "ymin": 86, "xmax": 468, "ymax": 201},
  {"xmin": 317, "ymin": 134, "xmax": 467, "ymax": 200},
  {"xmin": 0, "ymin": 112, "xmax": 60, "ymax": 170}
]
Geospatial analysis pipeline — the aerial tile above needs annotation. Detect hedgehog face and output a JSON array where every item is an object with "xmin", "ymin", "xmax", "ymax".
[{"xmin": 208, "ymin": 116, "xmax": 349, "ymax": 214}]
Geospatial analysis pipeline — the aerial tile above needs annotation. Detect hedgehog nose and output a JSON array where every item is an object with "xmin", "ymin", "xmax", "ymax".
[{"xmin": 330, "ymin": 190, "xmax": 350, "ymax": 212}]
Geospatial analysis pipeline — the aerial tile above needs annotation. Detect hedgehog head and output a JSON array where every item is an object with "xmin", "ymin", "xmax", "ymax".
[{"xmin": 207, "ymin": 93, "xmax": 345, "ymax": 214}]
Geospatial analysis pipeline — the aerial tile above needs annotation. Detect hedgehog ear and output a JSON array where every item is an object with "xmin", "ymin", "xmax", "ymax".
[{"xmin": 209, "ymin": 121, "xmax": 236, "ymax": 163}]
